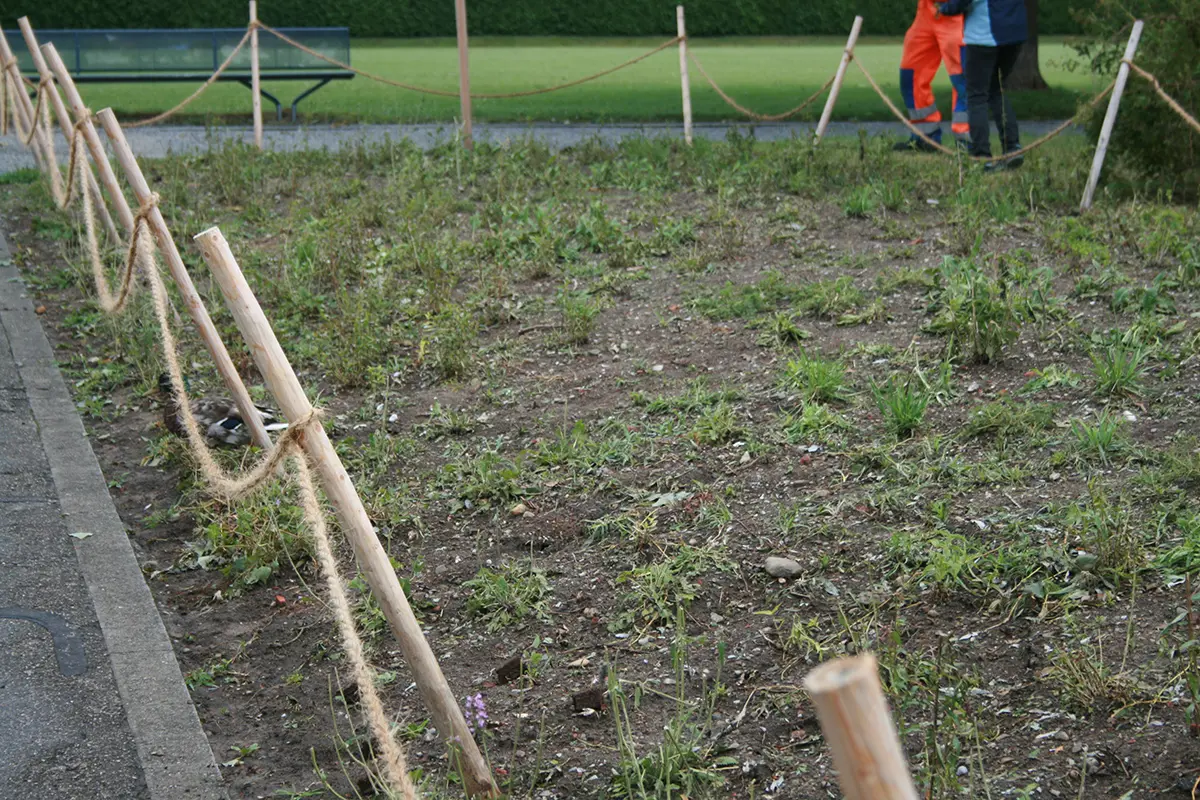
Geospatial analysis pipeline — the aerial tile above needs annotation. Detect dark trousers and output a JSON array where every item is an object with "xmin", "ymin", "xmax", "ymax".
[{"xmin": 964, "ymin": 43, "xmax": 1023, "ymax": 158}]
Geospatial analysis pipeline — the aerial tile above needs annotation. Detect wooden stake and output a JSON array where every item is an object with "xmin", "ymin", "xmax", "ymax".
[
  {"xmin": 1080, "ymin": 19, "xmax": 1144, "ymax": 212},
  {"xmin": 94, "ymin": 108, "xmax": 273, "ymax": 452},
  {"xmin": 0, "ymin": 29, "xmax": 55, "ymax": 174},
  {"xmin": 813, "ymin": 15, "xmax": 864, "ymax": 146},
  {"xmin": 19, "ymin": 19, "xmax": 121, "ymax": 241},
  {"xmin": 250, "ymin": 1, "xmax": 263, "ymax": 149},
  {"xmin": 192, "ymin": 226, "xmax": 500, "ymax": 799},
  {"xmin": 804, "ymin": 654, "xmax": 919, "ymax": 800},
  {"xmin": 676, "ymin": 6, "xmax": 693, "ymax": 146},
  {"xmin": 454, "ymin": 0, "xmax": 473, "ymax": 149},
  {"xmin": 41, "ymin": 44, "xmax": 137, "ymax": 235}
]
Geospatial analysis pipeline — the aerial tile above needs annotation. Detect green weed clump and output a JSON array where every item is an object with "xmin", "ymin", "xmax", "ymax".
[
  {"xmin": 873, "ymin": 376, "xmax": 929, "ymax": 439},
  {"xmin": 925, "ymin": 256, "xmax": 1019, "ymax": 363},
  {"xmin": 464, "ymin": 561, "xmax": 551, "ymax": 632},
  {"xmin": 779, "ymin": 350, "xmax": 848, "ymax": 404}
]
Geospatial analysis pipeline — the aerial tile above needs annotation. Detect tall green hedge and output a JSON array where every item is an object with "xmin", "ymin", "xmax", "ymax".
[{"xmin": 0, "ymin": 1, "xmax": 1081, "ymax": 38}]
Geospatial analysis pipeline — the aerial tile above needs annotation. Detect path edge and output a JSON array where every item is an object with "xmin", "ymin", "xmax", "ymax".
[{"xmin": 0, "ymin": 230, "xmax": 227, "ymax": 800}]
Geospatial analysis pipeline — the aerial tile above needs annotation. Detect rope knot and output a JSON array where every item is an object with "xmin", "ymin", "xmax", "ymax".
[{"xmin": 138, "ymin": 192, "xmax": 160, "ymax": 217}]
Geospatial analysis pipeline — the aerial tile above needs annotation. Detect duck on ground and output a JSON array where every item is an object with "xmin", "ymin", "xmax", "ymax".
[{"xmin": 158, "ymin": 372, "xmax": 288, "ymax": 446}]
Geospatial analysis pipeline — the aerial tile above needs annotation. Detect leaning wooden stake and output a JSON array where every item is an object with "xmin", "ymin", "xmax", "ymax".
[
  {"xmin": 0, "ymin": 29, "xmax": 55, "ymax": 174},
  {"xmin": 193, "ymin": 226, "xmax": 499, "ymax": 799},
  {"xmin": 249, "ymin": 1, "xmax": 263, "ymax": 149},
  {"xmin": 1080, "ymin": 19, "xmax": 1144, "ymax": 212},
  {"xmin": 813, "ymin": 15, "xmax": 864, "ymax": 146},
  {"xmin": 454, "ymin": 0, "xmax": 474, "ymax": 149},
  {"xmin": 94, "ymin": 108, "xmax": 273, "ymax": 451},
  {"xmin": 19, "ymin": 19, "xmax": 121, "ymax": 240},
  {"xmin": 676, "ymin": 5, "xmax": 693, "ymax": 146},
  {"xmin": 41, "ymin": 44, "xmax": 137, "ymax": 234},
  {"xmin": 804, "ymin": 654, "xmax": 919, "ymax": 800}
]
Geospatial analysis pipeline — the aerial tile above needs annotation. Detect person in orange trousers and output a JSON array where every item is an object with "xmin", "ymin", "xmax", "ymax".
[{"xmin": 894, "ymin": 0, "xmax": 969, "ymax": 151}]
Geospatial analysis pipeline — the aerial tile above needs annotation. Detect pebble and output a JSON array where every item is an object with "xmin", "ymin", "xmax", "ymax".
[
  {"xmin": 764, "ymin": 556, "xmax": 803, "ymax": 579},
  {"xmin": 510, "ymin": 503, "xmax": 527, "ymax": 516},
  {"xmin": 956, "ymin": 765, "xmax": 969, "ymax": 777}
]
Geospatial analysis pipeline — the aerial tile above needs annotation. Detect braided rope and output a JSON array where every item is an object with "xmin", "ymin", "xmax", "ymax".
[
  {"xmin": 687, "ymin": 50, "xmax": 834, "ymax": 122},
  {"xmin": 258, "ymin": 21, "xmax": 680, "ymax": 100}
]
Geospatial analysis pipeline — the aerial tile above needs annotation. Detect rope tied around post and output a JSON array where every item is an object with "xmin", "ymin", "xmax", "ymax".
[
  {"xmin": 1122, "ymin": 59, "xmax": 1200, "ymax": 135},
  {"xmin": 687, "ymin": 50, "xmax": 835, "ymax": 122}
]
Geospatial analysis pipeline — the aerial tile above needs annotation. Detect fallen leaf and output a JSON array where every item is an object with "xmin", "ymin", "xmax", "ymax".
[{"xmin": 69, "ymin": 531, "xmax": 94, "ymax": 540}]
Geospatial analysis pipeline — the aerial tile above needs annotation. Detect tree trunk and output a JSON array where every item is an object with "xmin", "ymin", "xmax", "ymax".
[{"xmin": 1008, "ymin": 0, "xmax": 1049, "ymax": 90}]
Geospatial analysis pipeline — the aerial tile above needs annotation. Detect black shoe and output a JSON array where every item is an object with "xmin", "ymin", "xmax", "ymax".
[
  {"xmin": 983, "ymin": 152, "xmax": 1025, "ymax": 173},
  {"xmin": 892, "ymin": 137, "xmax": 940, "ymax": 153}
]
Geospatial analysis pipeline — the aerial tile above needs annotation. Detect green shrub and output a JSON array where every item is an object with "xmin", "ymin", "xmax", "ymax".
[
  {"xmin": 1076, "ymin": 0, "xmax": 1200, "ymax": 198},
  {"xmin": 1, "ymin": 1, "xmax": 1082, "ymax": 37}
]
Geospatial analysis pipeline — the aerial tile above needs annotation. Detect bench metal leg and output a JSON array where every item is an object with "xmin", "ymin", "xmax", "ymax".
[
  {"xmin": 236, "ymin": 78, "xmax": 283, "ymax": 121},
  {"xmin": 289, "ymin": 78, "xmax": 333, "ymax": 123}
]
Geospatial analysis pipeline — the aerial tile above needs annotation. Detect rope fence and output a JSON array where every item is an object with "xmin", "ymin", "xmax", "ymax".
[{"xmin": 0, "ymin": 42, "xmax": 510, "ymax": 797}]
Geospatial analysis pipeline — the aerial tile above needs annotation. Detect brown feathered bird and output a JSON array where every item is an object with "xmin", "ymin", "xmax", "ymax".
[{"xmin": 158, "ymin": 373, "xmax": 287, "ymax": 446}]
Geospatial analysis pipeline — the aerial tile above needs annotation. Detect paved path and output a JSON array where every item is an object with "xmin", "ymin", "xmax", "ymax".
[
  {"xmin": 0, "ymin": 233, "xmax": 224, "ymax": 798},
  {"xmin": 0, "ymin": 119, "xmax": 1077, "ymax": 172}
]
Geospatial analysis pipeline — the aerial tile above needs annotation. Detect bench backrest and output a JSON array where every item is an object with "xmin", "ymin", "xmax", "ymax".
[{"xmin": 3, "ymin": 27, "xmax": 350, "ymax": 76}]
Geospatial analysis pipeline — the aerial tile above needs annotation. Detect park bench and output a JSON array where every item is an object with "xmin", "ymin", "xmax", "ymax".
[{"xmin": 3, "ymin": 27, "xmax": 353, "ymax": 121}]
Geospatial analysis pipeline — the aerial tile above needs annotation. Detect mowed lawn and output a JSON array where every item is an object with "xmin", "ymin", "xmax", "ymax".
[{"xmin": 75, "ymin": 36, "xmax": 1101, "ymax": 124}]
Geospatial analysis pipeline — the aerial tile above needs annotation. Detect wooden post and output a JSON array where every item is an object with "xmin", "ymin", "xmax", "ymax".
[
  {"xmin": 0, "ymin": 29, "xmax": 54, "ymax": 174},
  {"xmin": 1080, "ymin": 19, "xmax": 1144, "ymax": 212},
  {"xmin": 94, "ymin": 108, "xmax": 273, "ymax": 451},
  {"xmin": 192, "ymin": 226, "xmax": 500, "ymax": 799},
  {"xmin": 813, "ymin": 15, "xmax": 864, "ymax": 146},
  {"xmin": 676, "ymin": 6, "xmax": 693, "ymax": 146},
  {"xmin": 249, "ymin": 1, "xmax": 263, "ymax": 149},
  {"xmin": 454, "ymin": 0, "xmax": 473, "ymax": 149},
  {"xmin": 41, "ymin": 44, "xmax": 137, "ymax": 234},
  {"xmin": 19, "ymin": 19, "xmax": 121, "ymax": 241},
  {"xmin": 804, "ymin": 654, "xmax": 919, "ymax": 800}
]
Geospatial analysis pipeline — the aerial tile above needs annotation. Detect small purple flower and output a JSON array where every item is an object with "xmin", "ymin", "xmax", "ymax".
[{"xmin": 464, "ymin": 692, "xmax": 488, "ymax": 730}]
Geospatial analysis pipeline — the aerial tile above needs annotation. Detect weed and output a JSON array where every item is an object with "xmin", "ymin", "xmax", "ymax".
[
  {"xmin": 1020, "ymin": 364, "xmax": 1083, "ymax": 395},
  {"xmin": 428, "ymin": 306, "xmax": 478, "ymax": 381},
  {"xmin": 779, "ymin": 403, "xmax": 852, "ymax": 445},
  {"xmin": 463, "ymin": 561, "xmax": 551, "ymax": 632},
  {"xmin": 962, "ymin": 399, "xmax": 1055, "ymax": 444},
  {"xmin": 873, "ymin": 376, "xmax": 929, "ymax": 439},
  {"xmin": 690, "ymin": 401, "xmax": 743, "ymax": 445},
  {"xmin": 779, "ymin": 350, "xmax": 849, "ymax": 404},
  {"xmin": 1070, "ymin": 410, "xmax": 1126, "ymax": 465},
  {"xmin": 612, "ymin": 545, "xmax": 732, "ymax": 630},
  {"xmin": 925, "ymin": 256, "xmax": 1019, "ymax": 363},
  {"xmin": 1091, "ymin": 342, "xmax": 1148, "ymax": 398},
  {"xmin": 560, "ymin": 285, "xmax": 603, "ymax": 343}
]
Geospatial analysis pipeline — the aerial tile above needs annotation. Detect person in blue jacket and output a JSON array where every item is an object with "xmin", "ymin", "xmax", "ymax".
[{"xmin": 936, "ymin": 0, "xmax": 1028, "ymax": 169}]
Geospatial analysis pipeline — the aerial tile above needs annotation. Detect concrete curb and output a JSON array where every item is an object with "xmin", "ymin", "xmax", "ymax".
[{"xmin": 0, "ymin": 232, "xmax": 226, "ymax": 799}]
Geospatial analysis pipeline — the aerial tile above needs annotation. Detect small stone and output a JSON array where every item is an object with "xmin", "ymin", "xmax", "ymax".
[
  {"xmin": 710, "ymin": 612, "xmax": 725, "ymax": 624},
  {"xmin": 510, "ymin": 503, "xmax": 527, "ymax": 516},
  {"xmin": 652, "ymin": 364, "xmax": 664, "ymax": 372},
  {"xmin": 764, "ymin": 556, "xmax": 803, "ymax": 579},
  {"xmin": 967, "ymin": 381, "xmax": 980, "ymax": 392},
  {"xmin": 956, "ymin": 765, "xmax": 969, "ymax": 777},
  {"xmin": 739, "ymin": 451, "xmax": 751, "ymax": 465},
  {"xmin": 34, "ymin": 305, "xmax": 46, "ymax": 315}
]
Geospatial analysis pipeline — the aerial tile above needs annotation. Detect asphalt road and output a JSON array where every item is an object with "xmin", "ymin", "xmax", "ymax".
[{"xmin": 0, "ymin": 119, "xmax": 1077, "ymax": 173}]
